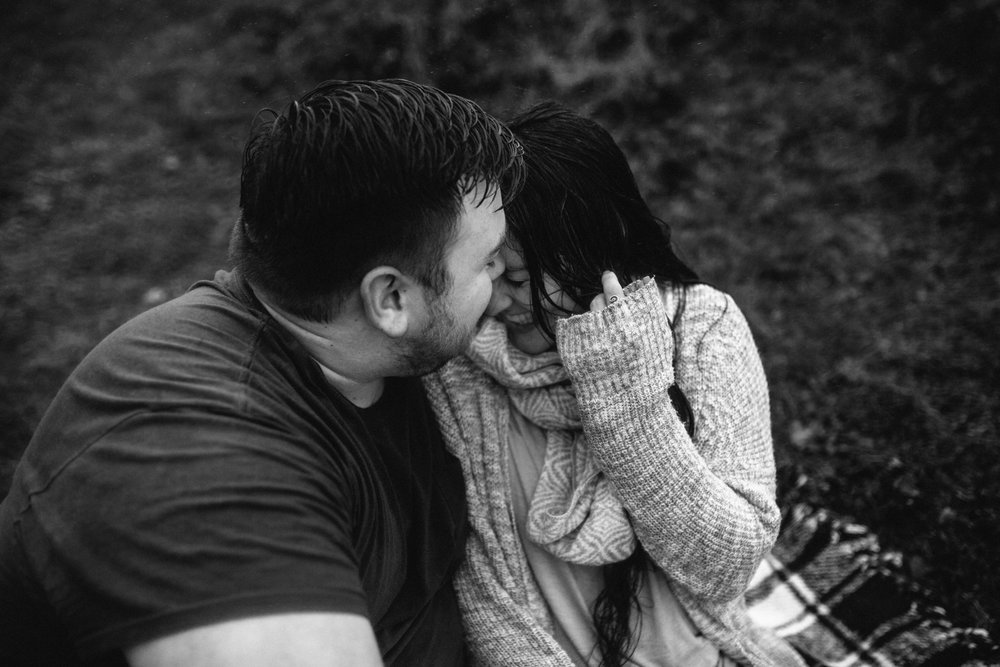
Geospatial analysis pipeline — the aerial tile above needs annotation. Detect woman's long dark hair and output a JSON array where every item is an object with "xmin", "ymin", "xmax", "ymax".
[{"xmin": 506, "ymin": 102, "xmax": 699, "ymax": 667}]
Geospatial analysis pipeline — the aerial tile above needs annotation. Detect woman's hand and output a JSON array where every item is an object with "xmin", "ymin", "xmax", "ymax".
[{"xmin": 589, "ymin": 271, "xmax": 626, "ymax": 312}]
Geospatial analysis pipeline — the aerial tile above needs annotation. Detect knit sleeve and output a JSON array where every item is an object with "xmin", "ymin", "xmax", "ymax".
[{"xmin": 555, "ymin": 280, "xmax": 780, "ymax": 602}]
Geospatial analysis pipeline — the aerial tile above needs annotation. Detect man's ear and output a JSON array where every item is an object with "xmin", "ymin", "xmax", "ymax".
[{"xmin": 359, "ymin": 266, "xmax": 418, "ymax": 338}]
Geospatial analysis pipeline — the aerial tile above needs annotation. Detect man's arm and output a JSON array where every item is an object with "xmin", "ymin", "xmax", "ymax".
[{"xmin": 125, "ymin": 612, "xmax": 382, "ymax": 667}]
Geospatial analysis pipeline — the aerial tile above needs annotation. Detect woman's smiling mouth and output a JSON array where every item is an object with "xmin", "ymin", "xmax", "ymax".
[{"xmin": 503, "ymin": 311, "xmax": 534, "ymax": 327}]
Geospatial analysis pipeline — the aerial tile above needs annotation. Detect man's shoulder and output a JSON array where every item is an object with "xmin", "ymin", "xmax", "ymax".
[
  {"xmin": 32, "ymin": 270, "xmax": 330, "ymax": 455},
  {"xmin": 87, "ymin": 272, "xmax": 276, "ymax": 381},
  {"xmin": 131, "ymin": 269, "xmax": 261, "ymax": 338}
]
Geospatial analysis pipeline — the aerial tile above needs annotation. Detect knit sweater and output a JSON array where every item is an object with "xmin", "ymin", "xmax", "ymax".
[{"xmin": 425, "ymin": 280, "xmax": 805, "ymax": 667}]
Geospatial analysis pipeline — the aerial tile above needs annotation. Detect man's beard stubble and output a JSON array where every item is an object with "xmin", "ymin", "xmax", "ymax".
[{"xmin": 397, "ymin": 292, "xmax": 477, "ymax": 376}]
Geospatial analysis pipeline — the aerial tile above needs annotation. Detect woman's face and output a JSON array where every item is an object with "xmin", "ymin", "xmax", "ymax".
[{"xmin": 491, "ymin": 243, "xmax": 581, "ymax": 354}]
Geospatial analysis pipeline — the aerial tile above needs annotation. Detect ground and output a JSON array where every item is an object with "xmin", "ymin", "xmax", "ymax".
[{"xmin": 1, "ymin": 0, "xmax": 998, "ymax": 639}]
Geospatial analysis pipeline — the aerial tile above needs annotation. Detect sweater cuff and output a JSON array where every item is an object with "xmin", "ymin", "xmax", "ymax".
[{"xmin": 555, "ymin": 278, "xmax": 675, "ymax": 398}]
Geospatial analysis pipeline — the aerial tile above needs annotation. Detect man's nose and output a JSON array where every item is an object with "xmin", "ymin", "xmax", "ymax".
[
  {"xmin": 488, "ymin": 251, "xmax": 506, "ymax": 282},
  {"xmin": 485, "ymin": 276, "xmax": 513, "ymax": 317}
]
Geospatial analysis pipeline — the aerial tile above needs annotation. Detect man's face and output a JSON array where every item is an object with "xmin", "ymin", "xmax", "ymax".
[{"xmin": 398, "ymin": 182, "xmax": 506, "ymax": 374}]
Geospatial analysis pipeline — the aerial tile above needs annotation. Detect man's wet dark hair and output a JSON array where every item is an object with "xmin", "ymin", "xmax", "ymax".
[
  {"xmin": 506, "ymin": 101, "xmax": 700, "ymax": 667},
  {"xmin": 231, "ymin": 79, "xmax": 524, "ymax": 322}
]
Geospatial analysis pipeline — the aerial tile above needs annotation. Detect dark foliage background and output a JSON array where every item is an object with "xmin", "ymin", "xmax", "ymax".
[{"xmin": 2, "ymin": 0, "xmax": 998, "ymax": 637}]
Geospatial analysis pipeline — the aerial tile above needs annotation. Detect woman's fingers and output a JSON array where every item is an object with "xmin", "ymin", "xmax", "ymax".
[
  {"xmin": 602, "ymin": 271, "xmax": 624, "ymax": 305},
  {"xmin": 590, "ymin": 271, "xmax": 625, "ymax": 312}
]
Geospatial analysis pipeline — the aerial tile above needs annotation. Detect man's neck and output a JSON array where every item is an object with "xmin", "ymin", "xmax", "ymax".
[{"xmin": 256, "ymin": 293, "xmax": 386, "ymax": 408}]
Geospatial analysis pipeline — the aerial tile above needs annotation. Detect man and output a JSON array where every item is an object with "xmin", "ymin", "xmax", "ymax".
[{"xmin": 0, "ymin": 79, "xmax": 524, "ymax": 666}]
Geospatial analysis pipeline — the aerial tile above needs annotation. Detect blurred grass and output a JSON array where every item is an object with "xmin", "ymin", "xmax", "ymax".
[{"xmin": 2, "ymin": 0, "xmax": 998, "ymax": 637}]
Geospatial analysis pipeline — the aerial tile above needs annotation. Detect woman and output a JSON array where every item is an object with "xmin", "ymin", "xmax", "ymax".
[{"xmin": 424, "ymin": 103, "xmax": 804, "ymax": 667}]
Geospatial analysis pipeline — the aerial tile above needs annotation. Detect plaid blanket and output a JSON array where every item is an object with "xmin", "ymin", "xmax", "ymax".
[{"xmin": 747, "ymin": 504, "xmax": 999, "ymax": 666}]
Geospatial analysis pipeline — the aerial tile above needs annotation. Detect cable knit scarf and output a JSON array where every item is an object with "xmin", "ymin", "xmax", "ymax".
[{"xmin": 443, "ymin": 319, "xmax": 636, "ymax": 566}]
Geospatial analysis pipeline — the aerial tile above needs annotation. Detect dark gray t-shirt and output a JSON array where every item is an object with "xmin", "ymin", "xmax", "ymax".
[{"xmin": 0, "ymin": 270, "xmax": 467, "ymax": 666}]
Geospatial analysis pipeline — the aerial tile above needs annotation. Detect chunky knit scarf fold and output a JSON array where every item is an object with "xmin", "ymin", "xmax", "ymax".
[
  {"xmin": 450, "ymin": 319, "xmax": 637, "ymax": 565},
  {"xmin": 423, "ymin": 317, "xmax": 639, "ymax": 663}
]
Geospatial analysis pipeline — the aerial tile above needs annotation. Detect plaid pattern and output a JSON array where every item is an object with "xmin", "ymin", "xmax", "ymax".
[{"xmin": 747, "ymin": 504, "xmax": 1000, "ymax": 666}]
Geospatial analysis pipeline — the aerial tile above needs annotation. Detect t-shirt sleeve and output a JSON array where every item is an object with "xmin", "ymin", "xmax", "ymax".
[{"xmin": 26, "ymin": 408, "xmax": 368, "ymax": 657}]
